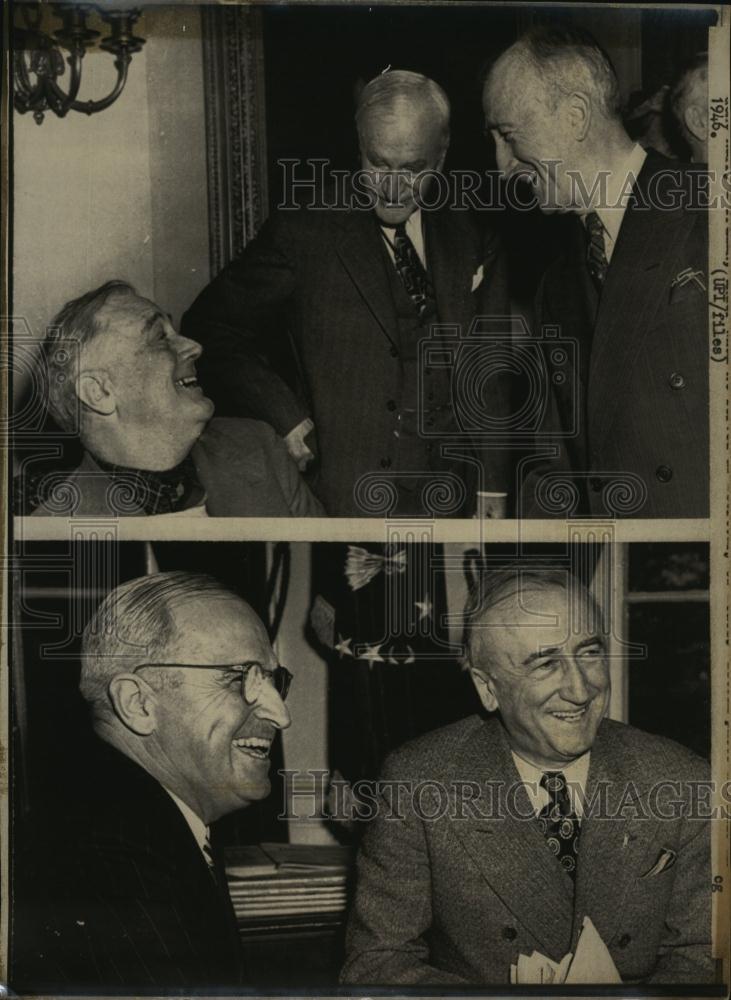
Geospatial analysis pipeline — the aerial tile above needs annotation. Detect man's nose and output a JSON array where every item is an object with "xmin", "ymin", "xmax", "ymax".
[
  {"xmin": 495, "ymin": 142, "xmax": 515, "ymax": 176},
  {"xmin": 173, "ymin": 331, "xmax": 203, "ymax": 361},
  {"xmin": 253, "ymin": 680, "xmax": 291, "ymax": 730},
  {"xmin": 559, "ymin": 658, "xmax": 591, "ymax": 704}
]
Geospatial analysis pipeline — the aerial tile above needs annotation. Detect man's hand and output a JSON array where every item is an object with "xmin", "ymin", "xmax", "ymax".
[{"xmin": 284, "ymin": 418, "xmax": 316, "ymax": 471}]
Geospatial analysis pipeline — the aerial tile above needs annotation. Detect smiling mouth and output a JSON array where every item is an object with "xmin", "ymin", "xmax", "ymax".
[
  {"xmin": 232, "ymin": 736, "xmax": 272, "ymax": 760},
  {"xmin": 549, "ymin": 706, "xmax": 588, "ymax": 722},
  {"xmin": 174, "ymin": 375, "xmax": 200, "ymax": 389}
]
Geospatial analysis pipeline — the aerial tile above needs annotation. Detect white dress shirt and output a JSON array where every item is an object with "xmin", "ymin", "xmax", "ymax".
[
  {"xmin": 380, "ymin": 209, "xmax": 427, "ymax": 268},
  {"xmin": 581, "ymin": 143, "xmax": 647, "ymax": 263},
  {"xmin": 163, "ymin": 786, "xmax": 213, "ymax": 866},
  {"xmin": 511, "ymin": 749, "xmax": 591, "ymax": 819}
]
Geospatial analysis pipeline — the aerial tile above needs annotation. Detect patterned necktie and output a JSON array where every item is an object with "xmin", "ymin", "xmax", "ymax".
[
  {"xmin": 391, "ymin": 223, "xmax": 431, "ymax": 318},
  {"xmin": 538, "ymin": 771, "xmax": 580, "ymax": 880},
  {"xmin": 585, "ymin": 211, "xmax": 609, "ymax": 287},
  {"xmin": 202, "ymin": 830, "xmax": 220, "ymax": 887}
]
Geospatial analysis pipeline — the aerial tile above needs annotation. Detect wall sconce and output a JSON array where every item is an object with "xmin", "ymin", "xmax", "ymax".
[{"xmin": 13, "ymin": 3, "xmax": 145, "ymax": 124}]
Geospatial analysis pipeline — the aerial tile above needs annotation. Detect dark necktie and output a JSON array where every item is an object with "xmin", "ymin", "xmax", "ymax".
[
  {"xmin": 391, "ymin": 222, "xmax": 431, "ymax": 318},
  {"xmin": 585, "ymin": 211, "xmax": 609, "ymax": 288},
  {"xmin": 538, "ymin": 771, "xmax": 580, "ymax": 880}
]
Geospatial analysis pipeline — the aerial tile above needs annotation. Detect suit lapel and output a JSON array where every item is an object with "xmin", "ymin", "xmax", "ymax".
[
  {"xmin": 572, "ymin": 722, "xmax": 656, "ymax": 949},
  {"xmin": 450, "ymin": 720, "xmax": 575, "ymax": 959},
  {"xmin": 587, "ymin": 161, "xmax": 695, "ymax": 447},
  {"xmin": 334, "ymin": 210, "xmax": 398, "ymax": 347},
  {"xmin": 424, "ymin": 207, "xmax": 479, "ymax": 328}
]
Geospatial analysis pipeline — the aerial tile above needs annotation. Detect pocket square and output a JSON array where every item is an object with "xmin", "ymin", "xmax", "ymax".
[
  {"xmin": 471, "ymin": 264, "xmax": 485, "ymax": 292},
  {"xmin": 670, "ymin": 267, "xmax": 706, "ymax": 294},
  {"xmin": 641, "ymin": 848, "xmax": 677, "ymax": 878}
]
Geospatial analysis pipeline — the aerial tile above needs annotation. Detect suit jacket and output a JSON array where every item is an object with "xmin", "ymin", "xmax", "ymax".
[
  {"xmin": 28, "ymin": 417, "xmax": 323, "ymax": 517},
  {"xmin": 182, "ymin": 205, "xmax": 513, "ymax": 516},
  {"xmin": 524, "ymin": 153, "xmax": 708, "ymax": 518},
  {"xmin": 341, "ymin": 715, "xmax": 712, "ymax": 986},
  {"xmin": 11, "ymin": 736, "xmax": 245, "ymax": 994}
]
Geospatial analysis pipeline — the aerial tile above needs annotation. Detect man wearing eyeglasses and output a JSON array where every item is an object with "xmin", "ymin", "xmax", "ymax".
[
  {"xmin": 11, "ymin": 571, "xmax": 292, "ymax": 993},
  {"xmin": 182, "ymin": 69, "xmax": 513, "ymax": 517}
]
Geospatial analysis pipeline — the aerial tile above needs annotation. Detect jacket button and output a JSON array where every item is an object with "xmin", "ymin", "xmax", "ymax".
[
  {"xmin": 589, "ymin": 476, "xmax": 603, "ymax": 492},
  {"xmin": 386, "ymin": 400, "xmax": 397, "ymax": 412},
  {"xmin": 380, "ymin": 457, "xmax": 392, "ymax": 469},
  {"xmin": 656, "ymin": 465, "xmax": 673, "ymax": 483},
  {"xmin": 669, "ymin": 372, "xmax": 685, "ymax": 390},
  {"xmin": 501, "ymin": 926, "xmax": 517, "ymax": 941},
  {"xmin": 618, "ymin": 933, "xmax": 631, "ymax": 948},
  {"xmin": 390, "ymin": 345, "xmax": 399, "ymax": 358}
]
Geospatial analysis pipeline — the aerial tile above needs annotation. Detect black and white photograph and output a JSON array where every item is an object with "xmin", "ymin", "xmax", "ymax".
[
  {"xmin": 7, "ymin": 539, "xmax": 721, "ymax": 991},
  {"xmin": 1, "ymin": 2, "xmax": 729, "ymax": 998},
  {"xmin": 7, "ymin": 2, "xmax": 726, "ymax": 520}
]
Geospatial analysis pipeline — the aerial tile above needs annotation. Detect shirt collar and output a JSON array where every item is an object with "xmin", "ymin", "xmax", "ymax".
[
  {"xmin": 163, "ymin": 786, "xmax": 210, "ymax": 855},
  {"xmin": 590, "ymin": 142, "xmax": 647, "ymax": 246},
  {"xmin": 511, "ymin": 749, "xmax": 591, "ymax": 817}
]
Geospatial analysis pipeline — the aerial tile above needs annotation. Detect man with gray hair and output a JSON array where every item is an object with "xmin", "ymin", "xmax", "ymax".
[
  {"xmin": 483, "ymin": 26, "xmax": 708, "ymax": 518},
  {"xmin": 21, "ymin": 280, "xmax": 323, "ymax": 517},
  {"xmin": 11, "ymin": 571, "xmax": 292, "ymax": 992},
  {"xmin": 183, "ymin": 69, "xmax": 513, "ymax": 517},
  {"xmin": 670, "ymin": 53, "xmax": 708, "ymax": 163},
  {"xmin": 343, "ymin": 564, "xmax": 712, "ymax": 985}
]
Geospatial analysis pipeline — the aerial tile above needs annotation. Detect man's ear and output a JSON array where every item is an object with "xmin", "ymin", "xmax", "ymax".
[
  {"xmin": 108, "ymin": 674, "xmax": 158, "ymax": 735},
  {"xmin": 469, "ymin": 668, "xmax": 499, "ymax": 713},
  {"xmin": 567, "ymin": 91, "xmax": 592, "ymax": 141},
  {"xmin": 684, "ymin": 103, "xmax": 707, "ymax": 143},
  {"xmin": 76, "ymin": 370, "xmax": 116, "ymax": 417}
]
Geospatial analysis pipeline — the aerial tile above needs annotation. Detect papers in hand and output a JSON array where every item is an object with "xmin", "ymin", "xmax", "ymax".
[{"xmin": 509, "ymin": 915, "xmax": 622, "ymax": 984}]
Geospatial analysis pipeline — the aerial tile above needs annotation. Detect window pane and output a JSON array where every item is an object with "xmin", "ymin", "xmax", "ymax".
[
  {"xmin": 628, "ymin": 543, "xmax": 709, "ymax": 592},
  {"xmin": 628, "ymin": 601, "xmax": 710, "ymax": 758}
]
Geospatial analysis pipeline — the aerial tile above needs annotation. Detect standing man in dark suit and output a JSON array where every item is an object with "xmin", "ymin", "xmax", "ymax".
[
  {"xmin": 482, "ymin": 26, "xmax": 708, "ymax": 518},
  {"xmin": 342, "ymin": 566, "xmax": 712, "ymax": 985},
  {"xmin": 183, "ymin": 70, "xmax": 513, "ymax": 517},
  {"xmin": 11, "ymin": 571, "xmax": 292, "ymax": 993}
]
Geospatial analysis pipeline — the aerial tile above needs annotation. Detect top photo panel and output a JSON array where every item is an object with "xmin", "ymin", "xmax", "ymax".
[{"xmin": 9, "ymin": 3, "xmax": 726, "ymax": 522}]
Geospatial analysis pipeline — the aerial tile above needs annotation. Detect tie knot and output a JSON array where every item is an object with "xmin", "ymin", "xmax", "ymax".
[{"xmin": 541, "ymin": 770, "xmax": 569, "ymax": 799}]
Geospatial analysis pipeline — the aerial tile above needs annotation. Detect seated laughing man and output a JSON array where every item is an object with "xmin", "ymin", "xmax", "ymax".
[
  {"xmin": 21, "ymin": 280, "xmax": 323, "ymax": 517},
  {"xmin": 342, "ymin": 565, "xmax": 713, "ymax": 986}
]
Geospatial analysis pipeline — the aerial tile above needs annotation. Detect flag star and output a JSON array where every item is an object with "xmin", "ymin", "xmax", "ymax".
[
  {"xmin": 360, "ymin": 643, "xmax": 384, "ymax": 665},
  {"xmin": 334, "ymin": 634, "xmax": 353, "ymax": 658},
  {"xmin": 415, "ymin": 596, "xmax": 432, "ymax": 620}
]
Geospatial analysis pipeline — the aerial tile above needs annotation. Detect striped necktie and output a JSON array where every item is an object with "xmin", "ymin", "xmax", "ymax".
[
  {"xmin": 202, "ymin": 830, "xmax": 220, "ymax": 886},
  {"xmin": 392, "ymin": 222, "xmax": 431, "ymax": 318},
  {"xmin": 585, "ymin": 211, "xmax": 608, "ymax": 288},
  {"xmin": 538, "ymin": 771, "xmax": 580, "ymax": 880}
]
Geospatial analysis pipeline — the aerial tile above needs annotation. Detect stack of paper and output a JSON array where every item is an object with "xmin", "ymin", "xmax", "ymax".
[
  {"xmin": 225, "ymin": 842, "xmax": 352, "ymax": 930},
  {"xmin": 509, "ymin": 916, "xmax": 622, "ymax": 984}
]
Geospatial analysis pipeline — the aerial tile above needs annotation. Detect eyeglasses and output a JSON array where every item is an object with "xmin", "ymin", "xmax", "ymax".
[{"xmin": 133, "ymin": 662, "xmax": 293, "ymax": 702}]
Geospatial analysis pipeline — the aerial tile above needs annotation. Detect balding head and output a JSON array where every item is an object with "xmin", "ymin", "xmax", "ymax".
[
  {"xmin": 464, "ymin": 565, "xmax": 610, "ymax": 770},
  {"xmin": 483, "ymin": 26, "xmax": 630, "ymax": 213},
  {"xmin": 356, "ymin": 70, "xmax": 450, "ymax": 224}
]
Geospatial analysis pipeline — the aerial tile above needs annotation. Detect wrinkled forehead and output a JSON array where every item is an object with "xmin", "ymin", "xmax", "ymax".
[
  {"xmin": 471, "ymin": 584, "xmax": 603, "ymax": 660},
  {"xmin": 164, "ymin": 594, "xmax": 275, "ymax": 665},
  {"xmin": 483, "ymin": 49, "xmax": 538, "ymax": 121},
  {"xmin": 85, "ymin": 291, "xmax": 163, "ymax": 358},
  {"xmin": 360, "ymin": 100, "xmax": 444, "ymax": 147}
]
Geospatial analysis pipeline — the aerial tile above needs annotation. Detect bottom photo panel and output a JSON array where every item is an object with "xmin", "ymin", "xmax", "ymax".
[{"xmin": 8, "ymin": 540, "xmax": 725, "ymax": 994}]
